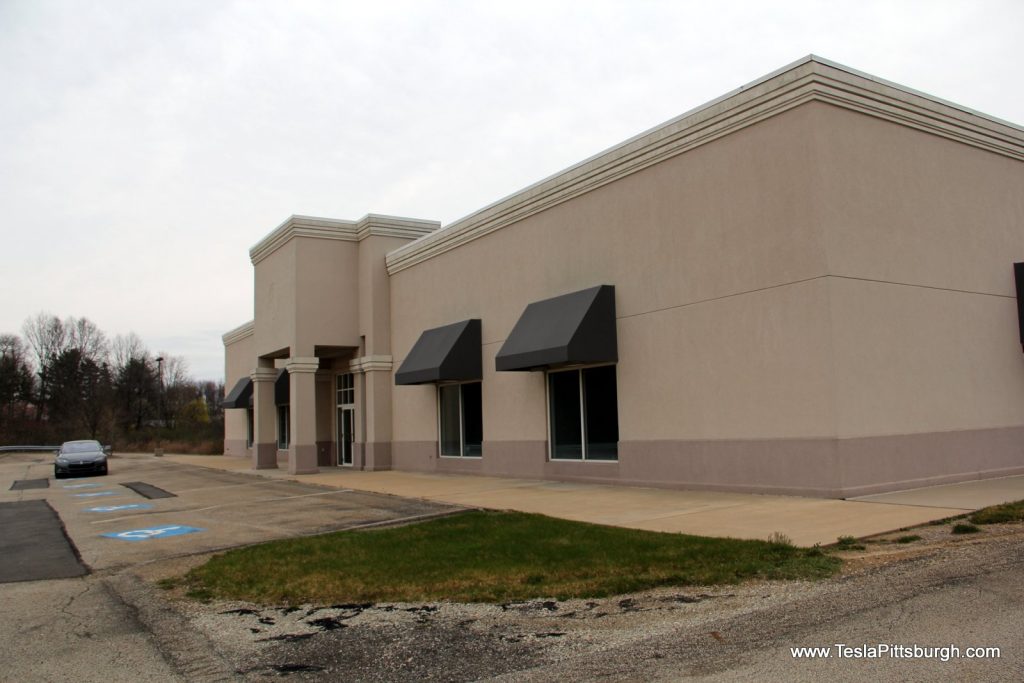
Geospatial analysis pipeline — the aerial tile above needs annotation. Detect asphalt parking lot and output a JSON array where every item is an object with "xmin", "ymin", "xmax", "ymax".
[
  {"xmin": 0, "ymin": 451, "xmax": 460, "ymax": 683},
  {"xmin": 3, "ymin": 451, "xmax": 1022, "ymax": 682},
  {"xmin": 1, "ymin": 451, "xmax": 458, "ymax": 576}
]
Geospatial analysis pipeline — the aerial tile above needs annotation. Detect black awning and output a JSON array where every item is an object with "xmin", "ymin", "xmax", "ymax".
[
  {"xmin": 222, "ymin": 377, "xmax": 253, "ymax": 409},
  {"xmin": 275, "ymin": 369, "xmax": 289, "ymax": 404},
  {"xmin": 395, "ymin": 319, "xmax": 482, "ymax": 385},
  {"xmin": 1015, "ymin": 262, "xmax": 1024, "ymax": 352},
  {"xmin": 495, "ymin": 285, "xmax": 617, "ymax": 371}
]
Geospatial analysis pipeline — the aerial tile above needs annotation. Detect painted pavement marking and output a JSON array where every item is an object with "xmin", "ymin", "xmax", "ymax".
[
  {"xmin": 63, "ymin": 483, "xmax": 102, "ymax": 489},
  {"xmin": 85, "ymin": 504, "xmax": 154, "ymax": 513},
  {"xmin": 74, "ymin": 491, "xmax": 118, "ymax": 498},
  {"xmin": 102, "ymin": 525, "xmax": 204, "ymax": 542}
]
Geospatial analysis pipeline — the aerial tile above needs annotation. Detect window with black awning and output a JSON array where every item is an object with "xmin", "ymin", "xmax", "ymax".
[
  {"xmin": 395, "ymin": 319, "xmax": 482, "ymax": 385},
  {"xmin": 222, "ymin": 377, "xmax": 253, "ymax": 409},
  {"xmin": 1015, "ymin": 262, "xmax": 1024, "ymax": 352},
  {"xmin": 495, "ymin": 285, "xmax": 617, "ymax": 372}
]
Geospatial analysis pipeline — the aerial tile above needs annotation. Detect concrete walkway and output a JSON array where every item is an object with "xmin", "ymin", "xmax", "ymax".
[{"xmin": 160, "ymin": 454, "xmax": 1024, "ymax": 547}]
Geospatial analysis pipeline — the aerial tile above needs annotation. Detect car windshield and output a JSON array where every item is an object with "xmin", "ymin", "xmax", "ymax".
[{"xmin": 62, "ymin": 442, "xmax": 101, "ymax": 454}]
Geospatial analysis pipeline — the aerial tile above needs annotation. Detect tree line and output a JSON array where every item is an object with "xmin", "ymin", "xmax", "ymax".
[{"xmin": 0, "ymin": 313, "xmax": 223, "ymax": 453}]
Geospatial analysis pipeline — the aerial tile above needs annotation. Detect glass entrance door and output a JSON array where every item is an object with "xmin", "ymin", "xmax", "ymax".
[
  {"xmin": 337, "ymin": 406, "xmax": 354, "ymax": 466},
  {"xmin": 336, "ymin": 373, "xmax": 355, "ymax": 467}
]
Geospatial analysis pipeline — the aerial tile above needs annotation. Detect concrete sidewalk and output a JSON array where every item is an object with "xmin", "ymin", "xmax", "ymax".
[{"xmin": 160, "ymin": 454, "xmax": 1024, "ymax": 547}]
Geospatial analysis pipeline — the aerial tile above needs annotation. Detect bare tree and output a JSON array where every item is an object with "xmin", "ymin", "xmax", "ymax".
[
  {"xmin": 22, "ymin": 312, "xmax": 67, "ymax": 372},
  {"xmin": 161, "ymin": 354, "xmax": 190, "ymax": 388},
  {"xmin": 0, "ymin": 334, "xmax": 35, "ymax": 429},
  {"xmin": 110, "ymin": 332, "xmax": 148, "ymax": 372},
  {"xmin": 13, "ymin": 314, "xmax": 223, "ymax": 449},
  {"xmin": 66, "ymin": 317, "xmax": 109, "ymax": 363},
  {"xmin": 156, "ymin": 353, "xmax": 193, "ymax": 428},
  {"xmin": 200, "ymin": 380, "xmax": 225, "ymax": 426},
  {"xmin": 21, "ymin": 313, "xmax": 69, "ymax": 420}
]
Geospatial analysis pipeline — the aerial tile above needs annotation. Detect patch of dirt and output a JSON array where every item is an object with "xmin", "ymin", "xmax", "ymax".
[
  {"xmin": 838, "ymin": 520, "xmax": 1023, "ymax": 574},
  {"xmin": 152, "ymin": 520, "xmax": 1024, "ymax": 681}
]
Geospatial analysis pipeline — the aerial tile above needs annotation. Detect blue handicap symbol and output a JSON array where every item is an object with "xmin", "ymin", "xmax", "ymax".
[
  {"xmin": 75, "ymin": 491, "xmax": 118, "ymax": 498},
  {"xmin": 102, "ymin": 525, "xmax": 204, "ymax": 542},
  {"xmin": 86, "ymin": 504, "xmax": 154, "ymax": 513},
  {"xmin": 63, "ymin": 483, "xmax": 101, "ymax": 489}
]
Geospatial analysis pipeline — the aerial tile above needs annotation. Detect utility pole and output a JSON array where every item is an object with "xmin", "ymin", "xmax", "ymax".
[{"xmin": 155, "ymin": 356, "xmax": 164, "ymax": 456}]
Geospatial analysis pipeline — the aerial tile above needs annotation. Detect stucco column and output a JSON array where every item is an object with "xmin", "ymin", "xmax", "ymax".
[
  {"xmin": 286, "ymin": 357, "xmax": 320, "ymax": 475},
  {"xmin": 360, "ymin": 356, "xmax": 394, "ymax": 471},
  {"xmin": 315, "ymin": 371, "xmax": 334, "ymax": 467},
  {"xmin": 250, "ymin": 367, "xmax": 279, "ymax": 469}
]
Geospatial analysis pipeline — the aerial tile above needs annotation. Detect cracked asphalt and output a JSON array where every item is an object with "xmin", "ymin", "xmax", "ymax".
[
  {"xmin": 0, "ymin": 451, "xmax": 457, "ymax": 683},
  {"xmin": 1, "ymin": 573, "xmax": 182, "ymax": 682}
]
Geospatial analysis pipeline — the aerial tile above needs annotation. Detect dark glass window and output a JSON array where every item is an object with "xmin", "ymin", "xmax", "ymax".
[
  {"xmin": 462, "ymin": 382, "xmax": 483, "ymax": 457},
  {"xmin": 582, "ymin": 365, "xmax": 619, "ymax": 460},
  {"xmin": 549, "ymin": 366, "xmax": 618, "ymax": 460},
  {"xmin": 549, "ymin": 370, "xmax": 583, "ymax": 459},
  {"xmin": 337, "ymin": 373, "xmax": 354, "ymax": 405},
  {"xmin": 439, "ymin": 384, "xmax": 461, "ymax": 456},
  {"xmin": 277, "ymin": 404, "xmax": 290, "ymax": 449},
  {"xmin": 438, "ymin": 382, "xmax": 483, "ymax": 457},
  {"xmin": 246, "ymin": 408, "xmax": 254, "ymax": 448}
]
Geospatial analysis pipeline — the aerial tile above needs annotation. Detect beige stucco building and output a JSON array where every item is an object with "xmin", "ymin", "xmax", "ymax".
[{"xmin": 222, "ymin": 56, "xmax": 1024, "ymax": 498}]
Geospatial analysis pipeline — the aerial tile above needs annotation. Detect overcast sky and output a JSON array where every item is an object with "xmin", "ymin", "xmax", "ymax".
[{"xmin": 2, "ymin": 0, "xmax": 1022, "ymax": 382}]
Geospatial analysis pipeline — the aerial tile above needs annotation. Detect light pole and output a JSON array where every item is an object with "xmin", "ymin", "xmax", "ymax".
[{"xmin": 155, "ymin": 356, "xmax": 164, "ymax": 456}]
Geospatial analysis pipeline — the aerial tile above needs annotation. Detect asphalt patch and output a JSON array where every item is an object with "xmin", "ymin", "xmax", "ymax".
[
  {"xmin": 0, "ymin": 500, "xmax": 88, "ymax": 582},
  {"xmin": 9, "ymin": 479, "xmax": 49, "ymax": 490},
  {"xmin": 120, "ymin": 481, "xmax": 176, "ymax": 499}
]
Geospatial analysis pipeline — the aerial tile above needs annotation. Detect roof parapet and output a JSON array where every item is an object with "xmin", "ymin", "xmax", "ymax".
[
  {"xmin": 250, "ymin": 214, "xmax": 439, "ymax": 265},
  {"xmin": 222, "ymin": 320, "xmax": 255, "ymax": 346},
  {"xmin": 385, "ymin": 56, "xmax": 1024, "ymax": 275}
]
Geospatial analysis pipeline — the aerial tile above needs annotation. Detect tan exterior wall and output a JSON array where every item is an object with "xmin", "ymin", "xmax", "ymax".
[
  {"xmin": 253, "ymin": 242, "xmax": 297, "ymax": 357},
  {"xmin": 389, "ymin": 99, "xmax": 1024, "ymax": 496},
  {"xmin": 227, "ymin": 216, "xmax": 434, "ymax": 473},
  {"xmin": 359, "ymin": 235, "xmax": 411, "ymax": 355},
  {"xmin": 223, "ymin": 326, "xmax": 254, "ymax": 457},
  {"xmin": 254, "ymin": 237, "xmax": 361, "ymax": 357},
  {"xmin": 391, "ymin": 103, "xmax": 836, "ymax": 453},
  {"xmin": 293, "ymin": 237, "xmax": 360, "ymax": 354},
  {"xmin": 810, "ymin": 104, "xmax": 1024, "ymax": 439},
  {"xmin": 226, "ymin": 59, "xmax": 1024, "ymax": 496}
]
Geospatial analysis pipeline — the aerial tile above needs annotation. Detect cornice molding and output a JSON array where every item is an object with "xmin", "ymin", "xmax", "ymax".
[
  {"xmin": 284, "ymin": 357, "xmax": 320, "ymax": 374},
  {"xmin": 250, "ymin": 215, "xmax": 355, "ymax": 265},
  {"xmin": 385, "ymin": 56, "xmax": 1024, "ymax": 275},
  {"xmin": 347, "ymin": 354, "xmax": 393, "ymax": 373},
  {"xmin": 222, "ymin": 320, "xmax": 255, "ymax": 346},
  {"xmin": 250, "ymin": 214, "xmax": 439, "ymax": 265},
  {"xmin": 250, "ymin": 368, "xmax": 278, "ymax": 383},
  {"xmin": 354, "ymin": 214, "xmax": 440, "ymax": 242}
]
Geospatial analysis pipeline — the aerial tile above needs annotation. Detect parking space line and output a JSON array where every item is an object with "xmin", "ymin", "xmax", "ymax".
[
  {"xmin": 170, "ymin": 480, "xmax": 279, "ymax": 494},
  {"xmin": 88, "ymin": 488, "xmax": 355, "ymax": 525},
  {"xmin": 86, "ymin": 504, "xmax": 154, "ymax": 513}
]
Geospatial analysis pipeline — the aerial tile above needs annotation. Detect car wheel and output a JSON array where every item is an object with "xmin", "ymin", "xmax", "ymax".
[
  {"xmin": 101, "ymin": 464, "xmax": 108, "ymax": 476},
  {"xmin": 54, "ymin": 469, "xmax": 62, "ymax": 480}
]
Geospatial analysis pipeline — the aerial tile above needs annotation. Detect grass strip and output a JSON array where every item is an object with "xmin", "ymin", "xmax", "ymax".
[
  {"xmin": 184, "ymin": 510, "xmax": 839, "ymax": 604},
  {"xmin": 969, "ymin": 499, "xmax": 1024, "ymax": 525}
]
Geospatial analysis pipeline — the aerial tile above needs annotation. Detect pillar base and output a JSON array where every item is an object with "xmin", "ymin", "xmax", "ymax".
[
  {"xmin": 288, "ymin": 443, "xmax": 320, "ymax": 475},
  {"xmin": 254, "ymin": 442, "xmax": 278, "ymax": 469},
  {"xmin": 363, "ymin": 442, "xmax": 392, "ymax": 471}
]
